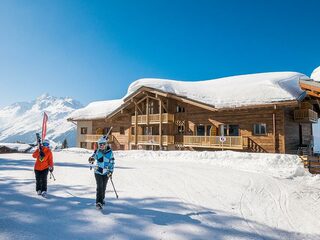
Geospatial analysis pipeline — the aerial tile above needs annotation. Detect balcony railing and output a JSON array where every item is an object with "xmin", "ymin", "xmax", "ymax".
[
  {"xmin": 183, "ymin": 136, "xmax": 243, "ymax": 149},
  {"xmin": 130, "ymin": 135, "xmax": 174, "ymax": 145},
  {"xmin": 80, "ymin": 134, "xmax": 114, "ymax": 143},
  {"xmin": 294, "ymin": 109, "xmax": 318, "ymax": 123},
  {"xmin": 131, "ymin": 113, "xmax": 174, "ymax": 125}
]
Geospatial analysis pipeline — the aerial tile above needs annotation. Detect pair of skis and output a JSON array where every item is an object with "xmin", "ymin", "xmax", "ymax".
[
  {"xmin": 36, "ymin": 113, "xmax": 56, "ymax": 182},
  {"xmin": 36, "ymin": 112, "xmax": 48, "ymax": 159}
]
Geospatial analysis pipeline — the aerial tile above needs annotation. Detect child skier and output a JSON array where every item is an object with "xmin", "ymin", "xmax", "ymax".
[
  {"xmin": 32, "ymin": 139, "xmax": 54, "ymax": 197},
  {"xmin": 89, "ymin": 136, "xmax": 115, "ymax": 209}
]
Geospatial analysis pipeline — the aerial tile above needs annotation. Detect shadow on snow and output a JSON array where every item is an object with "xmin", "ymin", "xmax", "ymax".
[{"xmin": 0, "ymin": 177, "xmax": 318, "ymax": 240}]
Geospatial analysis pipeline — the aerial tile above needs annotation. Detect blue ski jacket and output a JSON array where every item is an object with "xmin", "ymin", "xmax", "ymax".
[{"xmin": 92, "ymin": 146, "xmax": 115, "ymax": 175}]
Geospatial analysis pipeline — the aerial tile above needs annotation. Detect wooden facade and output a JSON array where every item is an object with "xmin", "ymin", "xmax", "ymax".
[{"xmin": 70, "ymin": 82, "xmax": 320, "ymax": 155}]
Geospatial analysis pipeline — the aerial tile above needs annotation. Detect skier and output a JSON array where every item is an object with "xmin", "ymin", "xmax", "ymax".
[
  {"xmin": 89, "ymin": 136, "xmax": 115, "ymax": 209},
  {"xmin": 32, "ymin": 139, "xmax": 54, "ymax": 197}
]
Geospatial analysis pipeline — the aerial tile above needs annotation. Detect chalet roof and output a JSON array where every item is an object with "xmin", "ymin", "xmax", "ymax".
[
  {"xmin": 68, "ymin": 99, "xmax": 123, "ymax": 121},
  {"xmin": 125, "ymin": 72, "xmax": 308, "ymax": 109},
  {"xmin": 69, "ymin": 72, "xmax": 311, "ymax": 121}
]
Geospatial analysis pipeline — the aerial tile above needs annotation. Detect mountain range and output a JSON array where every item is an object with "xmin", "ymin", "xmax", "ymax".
[{"xmin": 0, "ymin": 94, "xmax": 83, "ymax": 147}]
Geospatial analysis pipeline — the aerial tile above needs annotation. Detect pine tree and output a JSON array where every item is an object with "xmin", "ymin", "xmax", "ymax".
[{"xmin": 62, "ymin": 138, "xmax": 68, "ymax": 149}]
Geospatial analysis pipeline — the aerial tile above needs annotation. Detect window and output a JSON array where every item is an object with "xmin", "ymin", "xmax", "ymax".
[
  {"xmin": 149, "ymin": 101, "xmax": 154, "ymax": 114},
  {"xmin": 196, "ymin": 125, "xmax": 205, "ymax": 136},
  {"xmin": 80, "ymin": 142, "xmax": 87, "ymax": 148},
  {"xmin": 131, "ymin": 127, "xmax": 135, "ymax": 135},
  {"xmin": 220, "ymin": 124, "xmax": 239, "ymax": 136},
  {"xmin": 253, "ymin": 123, "xmax": 267, "ymax": 135},
  {"xmin": 80, "ymin": 127, "xmax": 87, "ymax": 134},
  {"xmin": 120, "ymin": 127, "xmax": 125, "ymax": 135},
  {"xmin": 176, "ymin": 105, "xmax": 185, "ymax": 113},
  {"xmin": 144, "ymin": 126, "xmax": 153, "ymax": 135},
  {"xmin": 228, "ymin": 125, "xmax": 239, "ymax": 136}
]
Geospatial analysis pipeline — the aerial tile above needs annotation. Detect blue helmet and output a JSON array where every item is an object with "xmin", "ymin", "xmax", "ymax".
[{"xmin": 43, "ymin": 139, "xmax": 50, "ymax": 147}]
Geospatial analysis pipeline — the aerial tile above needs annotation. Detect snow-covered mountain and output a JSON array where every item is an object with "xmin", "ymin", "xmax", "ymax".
[{"xmin": 0, "ymin": 93, "xmax": 83, "ymax": 146}]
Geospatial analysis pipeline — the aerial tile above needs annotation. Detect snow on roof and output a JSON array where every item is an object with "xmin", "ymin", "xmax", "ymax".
[
  {"xmin": 70, "ymin": 72, "xmax": 308, "ymax": 121},
  {"xmin": 0, "ymin": 143, "xmax": 32, "ymax": 152},
  {"xmin": 68, "ymin": 99, "xmax": 123, "ymax": 121},
  {"xmin": 125, "ymin": 72, "xmax": 307, "ymax": 109},
  {"xmin": 311, "ymin": 66, "xmax": 320, "ymax": 82}
]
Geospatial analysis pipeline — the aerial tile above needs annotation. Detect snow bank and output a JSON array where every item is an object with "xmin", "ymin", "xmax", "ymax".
[
  {"xmin": 114, "ymin": 150, "xmax": 307, "ymax": 178},
  {"xmin": 60, "ymin": 147, "xmax": 93, "ymax": 154}
]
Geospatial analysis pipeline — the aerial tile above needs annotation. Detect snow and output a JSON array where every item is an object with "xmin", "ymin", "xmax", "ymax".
[
  {"xmin": 311, "ymin": 66, "xmax": 320, "ymax": 82},
  {"xmin": 126, "ymin": 72, "xmax": 307, "ymax": 109},
  {"xmin": 68, "ymin": 99, "xmax": 123, "ymax": 121},
  {"xmin": 1, "ymin": 150, "xmax": 320, "ymax": 239}
]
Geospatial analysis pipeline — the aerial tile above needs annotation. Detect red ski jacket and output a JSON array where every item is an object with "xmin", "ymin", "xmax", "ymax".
[{"xmin": 32, "ymin": 147, "xmax": 54, "ymax": 171}]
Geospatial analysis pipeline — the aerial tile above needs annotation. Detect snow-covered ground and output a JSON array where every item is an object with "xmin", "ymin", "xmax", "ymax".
[{"xmin": 0, "ymin": 150, "xmax": 320, "ymax": 240}]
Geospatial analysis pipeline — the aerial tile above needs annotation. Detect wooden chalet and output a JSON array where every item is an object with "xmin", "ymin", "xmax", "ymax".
[{"xmin": 68, "ymin": 73, "xmax": 320, "ymax": 155}]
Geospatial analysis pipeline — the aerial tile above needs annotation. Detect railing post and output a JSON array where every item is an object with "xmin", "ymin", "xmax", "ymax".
[
  {"xmin": 159, "ymin": 98, "xmax": 162, "ymax": 149},
  {"xmin": 135, "ymin": 104, "xmax": 138, "ymax": 145}
]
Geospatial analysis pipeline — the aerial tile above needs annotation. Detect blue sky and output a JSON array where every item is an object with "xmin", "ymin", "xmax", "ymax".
[{"xmin": 0, "ymin": 0, "xmax": 319, "ymax": 107}]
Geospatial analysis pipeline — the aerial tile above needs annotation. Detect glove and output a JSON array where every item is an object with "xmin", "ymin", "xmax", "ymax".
[
  {"xmin": 107, "ymin": 172, "xmax": 113, "ymax": 178},
  {"xmin": 88, "ymin": 157, "xmax": 95, "ymax": 164},
  {"xmin": 49, "ymin": 166, "xmax": 54, "ymax": 172}
]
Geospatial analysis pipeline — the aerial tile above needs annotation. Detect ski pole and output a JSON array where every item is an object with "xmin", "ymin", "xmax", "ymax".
[
  {"xmin": 109, "ymin": 177, "xmax": 119, "ymax": 199},
  {"xmin": 50, "ymin": 171, "xmax": 56, "ymax": 181}
]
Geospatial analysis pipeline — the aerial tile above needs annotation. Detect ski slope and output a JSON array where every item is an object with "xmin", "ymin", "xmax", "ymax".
[{"xmin": 0, "ymin": 150, "xmax": 320, "ymax": 240}]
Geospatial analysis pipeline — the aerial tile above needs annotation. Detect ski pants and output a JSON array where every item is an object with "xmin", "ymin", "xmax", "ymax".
[
  {"xmin": 95, "ymin": 173, "xmax": 109, "ymax": 204},
  {"xmin": 35, "ymin": 168, "xmax": 49, "ymax": 192}
]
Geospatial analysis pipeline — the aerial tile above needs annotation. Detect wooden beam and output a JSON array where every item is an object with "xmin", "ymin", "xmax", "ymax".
[
  {"xmin": 143, "ymin": 93, "xmax": 159, "ymax": 101},
  {"xmin": 134, "ymin": 101, "xmax": 143, "ymax": 114},
  {"xmin": 208, "ymin": 119, "xmax": 223, "ymax": 128},
  {"xmin": 137, "ymin": 96, "xmax": 148, "ymax": 105},
  {"xmin": 300, "ymin": 82, "xmax": 320, "ymax": 92},
  {"xmin": 159, "ymin": 98, "xmax": 162, "ymax": 149},
  {"xmin": 305, "ymin": 90, "xmax": 320, "ymax": 98},
  {"xmin": 169, "ymin": 94, "xmax": 218, "ymax": 112},
  {"xmin": 146, "ymin": 97, "xmax": 149, "ymax": 125},
  {"xmin": 135, "ymin": 105, "xmax": 138, "ymax": 145},
  {"xmin": 273, "ymin": 105, "xmax": 276, "ymax": 153},
  {"xmin": 162, "ymin": 101, "xmax": 168, "ymax": 113}
]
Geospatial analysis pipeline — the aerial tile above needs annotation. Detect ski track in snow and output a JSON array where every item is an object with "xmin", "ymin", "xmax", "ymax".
[{"xmin": 0, "ymin": 151, "xmax": 320, "ymax": 240}]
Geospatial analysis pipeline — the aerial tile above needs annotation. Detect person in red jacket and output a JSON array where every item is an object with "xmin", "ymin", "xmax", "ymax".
[{"xmin": 32, "ymin": 139, "xmax": 54, "ymax": 197}]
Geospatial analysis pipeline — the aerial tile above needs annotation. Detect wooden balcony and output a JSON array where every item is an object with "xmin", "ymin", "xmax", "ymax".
[
  {"xmin": 183, "ymin": 136, "xmax": 243, "ymax": 149},
  {"xmin": 131, "ymin": 113, "xmax": 174, "ymax": 125},
  {"xmin": 294, "ymin": 109, "xmax": 318, "ymax": 123},
  {"xmin": 81, "ymin": 134, "xmax": 114, "ymax": 143},
  {"xmin": 130, "ymin": 135, "xmax": 174, "ymax": 145}
]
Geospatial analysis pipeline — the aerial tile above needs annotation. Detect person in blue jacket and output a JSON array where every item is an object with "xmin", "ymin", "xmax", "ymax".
[{"xmin": 88, "ymin": 136, "xmax": 115, "ymax": 209}]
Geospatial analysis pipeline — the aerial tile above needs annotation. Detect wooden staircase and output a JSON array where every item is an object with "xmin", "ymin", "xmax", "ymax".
[{"xmin": 300, "ymin": 155, "xmax": 320, "ymax": 174}]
